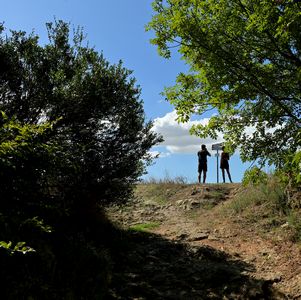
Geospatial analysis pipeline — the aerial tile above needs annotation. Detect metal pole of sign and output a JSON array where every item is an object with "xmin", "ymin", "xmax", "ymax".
[
  {"xmin": 212, "ymin": 142, "xmax": 222, "ymax": 184},
  {"xmin": 216, "ymin": 149, "xmax": 219, "ymax": 183}
]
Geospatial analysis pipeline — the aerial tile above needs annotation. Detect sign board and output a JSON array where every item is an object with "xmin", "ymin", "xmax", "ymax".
[{"xmin": 212, "ymin": 143, "xmax": 223, "ymax": 151}]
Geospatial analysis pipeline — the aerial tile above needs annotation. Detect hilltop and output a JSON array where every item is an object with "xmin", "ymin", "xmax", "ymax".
[{"xmin": 105, "ymin": 183, "xmax": 301, "ymax": 299}]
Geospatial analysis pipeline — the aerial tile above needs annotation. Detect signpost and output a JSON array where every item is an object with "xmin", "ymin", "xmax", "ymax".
[{"xmin": 212, "ymin": 143, "xmax": 223, "ymax": 183}]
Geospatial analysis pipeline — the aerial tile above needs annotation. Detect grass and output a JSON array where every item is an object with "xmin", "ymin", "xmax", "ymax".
[
  {"xmin": 287, "ymin": 211, "xmax": 301, "ymax": 242},
  {"xmin": 141, "ymin": 174, "xmax": 188, "ymax": 185},
  {"xmin": 224, "ymin": 187, "xmax": 265, "ymax": 214},
  {"xmin": 135, "ymin": 175, "xmax": 301, "ymax": 242},
  {"xmin": 202, "ymin": 201, "xmax": 217, "ymax": 210},
  {"xmin": 210, "ymin": 190, "xmax": 226, "ymax": 201},
  {"xmin": 128, "ymin": 222, "xmax": 160, "ymax": 232},
  {"xmin": 134, "ymin": 184, "xmax": 168, "ymax": 205},
  {"xmin": 224, "ymin": 177, "xmax": 287, "ymax": 215},
  {"xmin": 222, "ymin": 176, "xmax": 301, "ymax": 242},
  {"xmin": 134, "ymin": 181, "xmax": 188, "ymax": 205}
]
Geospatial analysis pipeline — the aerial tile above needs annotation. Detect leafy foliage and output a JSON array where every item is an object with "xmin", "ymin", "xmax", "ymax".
[
  {"xmin": 242, "ymin": 166, "xmax": 268, "ymax": 186},
  {"xmin": 0, "ymin": 20, "xmax": 161, "ymax": 298},
  {"xmin": 1, "ymin": 20, "xmax": 161, "ymax": 205},
  {"xmin": 147, "ymin": 0, "xmax": 301, "ymax": 179}
]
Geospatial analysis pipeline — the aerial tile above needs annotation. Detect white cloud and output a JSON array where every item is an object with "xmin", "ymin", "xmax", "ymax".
[{"xmin": 152, "ymin": 110, "xmax": 224, "ymax": 154}]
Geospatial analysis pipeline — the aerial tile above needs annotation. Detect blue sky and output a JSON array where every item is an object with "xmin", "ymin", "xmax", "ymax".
[{"xmin": 2, "ymin": 0, "xmax": 258, "ymax": 183}]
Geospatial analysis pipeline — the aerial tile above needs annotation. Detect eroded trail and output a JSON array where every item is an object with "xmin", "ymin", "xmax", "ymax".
[{"xmin": 106, "ymin": 184, "xmax": 301, "ymax": 299}]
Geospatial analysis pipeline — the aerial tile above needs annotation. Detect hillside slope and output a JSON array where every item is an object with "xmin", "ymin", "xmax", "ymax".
[{"xmin": 106, "ymin": 183, "xmax": 301, "ymax": 299}]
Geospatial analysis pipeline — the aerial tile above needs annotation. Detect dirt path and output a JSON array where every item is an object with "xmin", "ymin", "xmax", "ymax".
[{"xmin": 105, "ymin": 184, "xmax": 301, "ymax": 299}]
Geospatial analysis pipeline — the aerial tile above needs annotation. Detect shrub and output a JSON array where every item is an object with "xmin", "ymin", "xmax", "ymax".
[
  {"xmin": 242, "ymin": 166, "xmax": 268, "ymax": 186},
  {"xmin": 0, "ymin": 20, "xmax": 161, "ymax": 298},
  {"xmin": 227, "ymin": 176, "xmax": 287, "ymax": 215},
  {"xmin": 287, "ymin": 211, "xmax": 301, "ymax": 242}
]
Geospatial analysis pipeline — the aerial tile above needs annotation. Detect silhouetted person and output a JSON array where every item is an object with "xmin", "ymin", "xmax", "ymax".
[
  {"xmin": 198, "ymin": 144, "xmax": 211, "ymax": 183},
  {"xmin": 220, "ymin": 146, "xmax": 232, "ymax": 183}
]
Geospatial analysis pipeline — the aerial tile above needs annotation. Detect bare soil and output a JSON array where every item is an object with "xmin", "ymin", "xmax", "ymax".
[{"xmin": 105, "ymin": 183, "xmax": 301, "ymax": 299}]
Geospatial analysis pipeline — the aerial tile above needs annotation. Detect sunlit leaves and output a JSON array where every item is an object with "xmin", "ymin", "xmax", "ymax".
[
  {"xmin": 148, "ymin": 0, "xmax": 301, "ymax": 174},
  {"xmin": 0, "ymin": 241, "xmax": 35, "ymax": 255}
]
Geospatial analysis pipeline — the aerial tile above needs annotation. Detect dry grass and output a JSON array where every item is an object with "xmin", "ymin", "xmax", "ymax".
[
  {"xmin": 135, "ymin": 176, "xmax": 301, "ymax": 242},
  {"xmin": 134, "ymin": 182, "xmax": 190, "ymax": 205},
  {"xmin": 222, "ymin": 176, "xmax": 301, "ymax": 242}
]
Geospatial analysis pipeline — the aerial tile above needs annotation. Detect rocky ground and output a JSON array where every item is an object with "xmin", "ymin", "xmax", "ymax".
[{"xmin": 105, "ymin": 184, "xmax": 301, "ymax": 299}]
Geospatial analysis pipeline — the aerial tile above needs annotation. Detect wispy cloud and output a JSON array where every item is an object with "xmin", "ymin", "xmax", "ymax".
[{"xmin": 149, "ymin": 150, "xmax": 171, "ymax": 158}]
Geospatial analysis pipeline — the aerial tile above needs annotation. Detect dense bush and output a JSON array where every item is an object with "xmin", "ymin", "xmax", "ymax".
[
  {"xmin": 0, "ymin": 20, "xmax": 161, "ymax": 298},
  {"xmin": 242, "ymin": 166, "xmax": 268, "ymax": 186}
]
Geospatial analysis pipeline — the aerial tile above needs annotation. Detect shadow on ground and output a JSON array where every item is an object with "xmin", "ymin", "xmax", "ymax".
[{"xmin": 106, "ymin": 229, "xmax": 287, "ymax": 300}]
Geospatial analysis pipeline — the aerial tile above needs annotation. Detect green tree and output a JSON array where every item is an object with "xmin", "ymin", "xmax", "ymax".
[
  {"xmin": 147, "ymin": 0, "xmax": 301, "ymax": 172},
  {"xmin": 0, "ymin": 20, "xmax": 161, "ymax": 206},
  {"xmin": 0, "ymin": 20, "xmax": 161, "ymax": 298}
]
